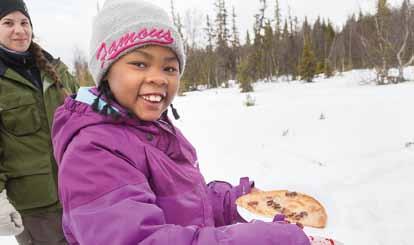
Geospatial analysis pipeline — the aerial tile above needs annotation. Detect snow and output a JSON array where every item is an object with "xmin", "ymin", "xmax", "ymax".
[{"xmin": 2, "ymin": 69, "xmax": 414, "ymax": 244}]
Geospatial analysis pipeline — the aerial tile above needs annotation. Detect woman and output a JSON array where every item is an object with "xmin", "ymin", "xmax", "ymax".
[{"xmin": 0, "ymin": 0, "xmax": 78, "ymax": 244}]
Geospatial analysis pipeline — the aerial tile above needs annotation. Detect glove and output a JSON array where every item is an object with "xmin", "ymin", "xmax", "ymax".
[
  {"xmin": 228, "ymin": 177, "xmax": 254, "ymax": 223},
  {"xmin": 0, "ymin": 190, "xmax": 24, "ymax": 236},
  {"xmin": 273, "ymin": 214, "xmax": 304, "ymax": 229}
]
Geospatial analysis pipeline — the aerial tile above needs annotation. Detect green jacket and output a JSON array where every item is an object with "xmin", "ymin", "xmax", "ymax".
[{"xmin": 0, "ymin": 54, "xmax": 78, "ymax": 214}]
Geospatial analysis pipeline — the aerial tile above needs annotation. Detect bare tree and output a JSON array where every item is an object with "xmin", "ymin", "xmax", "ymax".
[
  {"xmin": 394, "ymin": 0, "xmax": 414, "ymax": 82},
  {"xmin": 360, "ymin": 0, "xmax": 414, "ymax": 84},
  {"xmin": 73, "ymin": 47, "xmax": 94, "ymax": 86},
  {"xmin": 184, "ymin": 9, "xmax": 203, "ymax": 49},
  {"xmin": 170, "ymin": 0, "xmax": 185, "ymax": 43}
]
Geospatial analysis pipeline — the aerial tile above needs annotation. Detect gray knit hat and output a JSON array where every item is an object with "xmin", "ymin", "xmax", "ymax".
[{"xmin": 89, "ymin": 0, "xmax": 186, "ymax": 86}]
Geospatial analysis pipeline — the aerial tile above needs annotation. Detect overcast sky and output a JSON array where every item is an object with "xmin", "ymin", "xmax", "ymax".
[{"xmin": 25, "ymin": 0, "xmax": 404, "ymax": 70}]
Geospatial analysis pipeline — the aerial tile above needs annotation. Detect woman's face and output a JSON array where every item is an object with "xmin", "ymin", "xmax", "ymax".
[
  {"xmin": 106, "ymin": 45, "xmax": 180, "ymax": 121},
  {"xmin": 0, "ymin": 11, "xmax": 32, "ymax": 52}
]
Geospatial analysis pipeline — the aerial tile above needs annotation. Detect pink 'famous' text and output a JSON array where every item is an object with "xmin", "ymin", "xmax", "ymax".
[{"xmin": 96, "ymin": 28, "xmax": 174, "ymax": 68}]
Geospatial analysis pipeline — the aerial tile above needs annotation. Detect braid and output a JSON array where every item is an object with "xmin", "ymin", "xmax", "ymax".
[
  {"xmin": 30, "ymin": 42, "xmax": 70, "ymax": 101},
  {"xmin": 30, "ymin": 42, "xmax": 60, "ymax": 83},
  {"xmin": 92, "ymin": 80, "xmax": 120, "ymax": 120}
]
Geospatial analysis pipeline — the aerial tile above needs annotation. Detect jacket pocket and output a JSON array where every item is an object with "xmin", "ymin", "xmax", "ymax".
[
  {"xmin": 6, "ymin": 170, "xmax": 59, "ymax": 210},
  {"xmin": 0, "ymin": 93, "xmax": 41, "ymax": 136}
]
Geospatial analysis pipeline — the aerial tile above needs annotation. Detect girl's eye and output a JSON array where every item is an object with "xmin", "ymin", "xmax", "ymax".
[
  {"xmin": 130, "ymin": 62, "xmax": 146, "ymax": 68},
  {"xmin": 165, "ymin": 67, "xmax": 178, "ymax": 73}
]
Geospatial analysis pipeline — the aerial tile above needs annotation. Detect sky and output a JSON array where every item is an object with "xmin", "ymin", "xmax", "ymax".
[
  {"xmin": 1, "ymin": 67, "xmax": 414, "ymax": 245},
  {"xmin": 24, "ymin": 0, "xmax": 404, "ymax": 70}
]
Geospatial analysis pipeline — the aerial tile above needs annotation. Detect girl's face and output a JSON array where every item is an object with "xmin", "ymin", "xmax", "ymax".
[
  {"xmin": 0, "ymin": 11, "xmax": 32, "ymax": 52},
  {"xmin": 106, "ymin": 45, "xmax": 180, "ymax": 121}
]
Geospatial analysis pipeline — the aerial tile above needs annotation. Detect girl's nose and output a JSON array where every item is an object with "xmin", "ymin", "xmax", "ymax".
[{"xmin": 147, "ymin": 70, "xmax": 168, "ymax": 86}]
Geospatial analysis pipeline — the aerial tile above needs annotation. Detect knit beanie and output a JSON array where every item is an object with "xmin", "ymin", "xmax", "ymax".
[
  {"xmin": 89, "ymin": 0, "xmax": 186, "ymax": 86},
  {"xmin": 0, "ymin": 0, "xmax": 31, "ymax": 25}
]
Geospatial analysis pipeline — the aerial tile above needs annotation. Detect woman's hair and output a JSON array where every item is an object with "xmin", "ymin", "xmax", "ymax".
[
  {"xmin": 29, "ymin": 41, "xmax": 70, "ymax": 101},
  {"xmin": 29, "ymin": 42, "xmax": 59, "ymax": 83}
]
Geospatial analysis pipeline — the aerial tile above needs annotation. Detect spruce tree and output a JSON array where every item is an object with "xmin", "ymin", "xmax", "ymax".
[
  {"xmin": 230, "ymin": 6, "xmax": 241, "ymax": 79},
  {"xmin": 245, "ymin": 31, "xmax": 251, "ymax": 46},
  {"xmin": 273, "ymin": 0, "xmax": 282, "ymax": 76},
  {"xmin": 237, "ymin": 58, "xmax": 254, "ymax": 93},
  {"xmin": 299, "ymin": 37, "xmax": 317, "ymax": 82},
  {"xmin": 324, "ymin": 58, "xmax": 334, "ymax": 78},
  {"xmin": 214, "ymin": 0, "xmax": 231, "ymax": 85},
  {"xmin": 263, "ymin": 21, "xmax": 274, "ymax": 80},
  {"xmin": 204, "ymin": 14, "xmax": 218, "ymax": 88}
]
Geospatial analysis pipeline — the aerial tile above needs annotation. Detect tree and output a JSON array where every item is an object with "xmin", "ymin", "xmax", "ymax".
[
  {"xmin": 374, "ymin": 0, "xmax": 392, "ymax": 84},
  {"xmin": 170, "ymin": 0, "xmax": 185, "ymax": 42},
  {"xmin": 272, "ymin": 0, "xmax": 282, "ymax": 76},
  {"xmin": 214, "ymin": 0, "xmax": 232, "ymax": 85},
  {"xmin": 184, "ymin": 9, "xmax": 203, "ymax": 49},
  {"xmin": 299, "ymin": 37, "xmax": 317, "ymax": 82},
  {"xmin": 357, "ymin": 0, "xmax": 414, "ymax": 84},
  {"xmin": 237, "ymin": 58, "xmax": 254, "ymax": 92},
  {"xmin": 394, "ymin": 0, "xmax": 414, "ymax": 82},
  {"xmin": 230, "ymin": 6, "xmax": 241, "ymax": 79},
  {"xmin": 274, "ymin": 0, "xmax": 282, "ymax": 34},
  {"xmin": 263, "ymin": 20, "xmax": 275, "ymax": 80},
  {"xmin": 251, "ymin": 14, "xmax": 265, "ymax": 81},
  {"xmin": 245, "ymin": 30, "xmax": 251, "ymax": 46},
  {"xmin": 204, "ymin": 14, "xmax": 218, "ymax": 88},
  {"xmin": 73, "ymin": 47, "xmax": 94, "ymax": 86},
  {"xmin": 323, "ymin": 20, "xmax": 336, "ymax": 77}
]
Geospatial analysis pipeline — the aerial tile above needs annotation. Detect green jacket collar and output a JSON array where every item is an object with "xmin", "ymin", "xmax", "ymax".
[
  {"xmin": 0, "ymin": 50, "xmax": 66, "ymax": 91},
  {"xmin": 0, "ymin": 58, "xmax": 38, "ymax": 90}
]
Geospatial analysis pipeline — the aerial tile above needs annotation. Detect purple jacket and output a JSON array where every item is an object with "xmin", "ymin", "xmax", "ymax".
[{"xmin": 52, "ymin": 88, "xmax": 310, "ymax": 245}]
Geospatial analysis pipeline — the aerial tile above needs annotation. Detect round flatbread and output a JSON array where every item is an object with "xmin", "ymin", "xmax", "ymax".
[{"xmin": 235, "ymin": 190, "xmax": 327, "ymax": 228}]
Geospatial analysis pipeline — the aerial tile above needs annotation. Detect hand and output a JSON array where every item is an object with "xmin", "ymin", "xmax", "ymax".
[
  {"xmin": 250, "ymin": 187, "xmax": 262, "ymax": 193},
  {"xmin": 0, "ymin": 190, "xmax": 24, "ymax": 236},
  {"xmin": 273, "ymin": 214, "xmax": 304, "ymax": 229}
]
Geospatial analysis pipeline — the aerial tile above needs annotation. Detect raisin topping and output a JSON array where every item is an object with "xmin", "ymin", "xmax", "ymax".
[
  {"xmin": 293, "ymin": 211, "xmax": 308, "ymax": 220},
  {"xmin": 285, "ymin": 191, "xmax": 298, "ymax": 197},
  {"xmin": 272, "ymin": 203, "xmax": 282, "ymax": 210},
  {"xmin": 247, "ymin": 201, "xmax": 258, "ymax": 207}
]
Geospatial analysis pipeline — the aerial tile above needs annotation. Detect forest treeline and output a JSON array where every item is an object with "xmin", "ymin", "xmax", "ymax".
[{"xmin": 75, "ymin": 0, "xmax": 414, "ymax": 92}]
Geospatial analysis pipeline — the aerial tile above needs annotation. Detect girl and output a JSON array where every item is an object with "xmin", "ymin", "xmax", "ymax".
[
  {"xmin": 52, "ymin": 0, "xmax": 310, "ymax": 244},
  {"xmin": 0, "ymin": 0, "xmax": 78, "ymax": 244}
]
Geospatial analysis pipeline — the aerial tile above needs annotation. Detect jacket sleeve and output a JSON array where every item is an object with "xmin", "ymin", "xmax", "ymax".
[
  {"xmin": 207, "ymin": 177, "xmax": 254, "ymax": 226},
  {"xmin": 0, "ymin": 142, "xmax": 5, "ymax": 192},
  {"xmin": 56, "ymin": 61, "xmax": 79, "ymax": 94},
  {"xmin": 58, "ymin": 130, "xmax": 309, "ymax": 245},
  {"xmin": 60, "ymin": 69, "xmax": 79, "ymax": 94}
]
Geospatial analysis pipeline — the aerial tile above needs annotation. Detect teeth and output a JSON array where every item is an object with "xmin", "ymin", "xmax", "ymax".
[{"xmin": 143, "ymin": 95, "xmax": 163, "ymax": 102}]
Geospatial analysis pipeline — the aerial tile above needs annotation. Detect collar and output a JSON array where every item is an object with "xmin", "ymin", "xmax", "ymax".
[
  {"xmin": 75, "ymin": 87, "xmax": 175, "ymax": 132},
  {"xmin": 0, "ymin": 45, "xmax": 35, "ymax": 69},
  {"xmin": 0, "ymin": 58, "xmax": 6, "ymax": 76}
]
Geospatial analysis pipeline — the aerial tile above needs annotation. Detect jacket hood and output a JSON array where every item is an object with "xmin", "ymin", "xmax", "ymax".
[{"xmin": 52, "ymin": 93, "xmax": 104, "ymax": 166}]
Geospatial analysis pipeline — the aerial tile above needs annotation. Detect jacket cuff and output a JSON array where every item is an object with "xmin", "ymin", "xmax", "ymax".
[
  {"xmin": 229, "ymin": 177, "xmax": 254, "ymax": 223},
  {"xmin": 0, "ymin": 180, "xmax": 5, "ymax": 194}
]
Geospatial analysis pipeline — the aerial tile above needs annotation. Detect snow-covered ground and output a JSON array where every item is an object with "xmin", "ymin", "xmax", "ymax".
[{"xmin": 2, "ymin": 69, "xmax": 414, "ymax": 244}]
